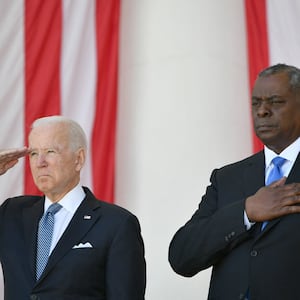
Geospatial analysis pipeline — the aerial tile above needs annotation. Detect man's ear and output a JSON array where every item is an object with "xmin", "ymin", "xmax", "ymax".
[{"xmin": 75, "ymin": 148, "xmax": 85, "ymax": 171}]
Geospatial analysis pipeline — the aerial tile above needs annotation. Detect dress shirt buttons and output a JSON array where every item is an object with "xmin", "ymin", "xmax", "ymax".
[{"xmin": 250, "ymin": 250, "xmax": 258, "ymax": 257}]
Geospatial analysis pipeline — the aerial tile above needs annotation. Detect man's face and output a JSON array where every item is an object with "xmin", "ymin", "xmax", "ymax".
[
  {"xmin": 28, "ymin": 122, "xmax": 82, "ymax": 201},
  {"xmin": 252, "ymin": 72, "xmax": 300, "ymax": 153}
]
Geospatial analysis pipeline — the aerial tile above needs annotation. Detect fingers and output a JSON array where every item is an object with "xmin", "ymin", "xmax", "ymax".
[
  {"xmin": 3, "ymin": 160, "xmax": 18, "ymax": 171},
  {"xmin": 0, "ymin": 160, "xmax": 18, "ymax": 175},
  {"xmin": 269, "ymin": 177, "xmax": 287, "ymax": 187},
  {"xmin": 287, "ymin": 204, "xmax": 300, "ymax": 214},
  {"xmin": 0, "ymin": 147, "xmax": 30, "ymax": 175},
  {"xmin": 247, "ymin": 182, "xmax": 300, "ymax": 222},
  {"xmin": 0, "ymin": 147, "xmax": 30, "ymax": 162},
  {"xmin": 265, "ymin": 183, "xmax": 300, "ymax": 218},
  {"xmin": 266, "ymin": 181, "xmax": 300, "ymax": 196},
  {"xmin": 280, "ymin": 185, "xmax": 300, "ymax": 206}
]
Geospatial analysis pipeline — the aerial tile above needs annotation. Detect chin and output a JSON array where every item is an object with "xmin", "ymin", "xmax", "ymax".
[
  {"xmin": 256, "ymin": 132, "xmax": 277, "ymax": 143},
  {"xmin": 36, "ymin": 184, "xmax": 50, "ymax": 193}
]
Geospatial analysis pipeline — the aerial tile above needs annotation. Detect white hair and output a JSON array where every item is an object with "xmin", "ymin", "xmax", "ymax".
[{"xmin": 31, "ymin": 115, "xmax": 88, "ymax": 151}]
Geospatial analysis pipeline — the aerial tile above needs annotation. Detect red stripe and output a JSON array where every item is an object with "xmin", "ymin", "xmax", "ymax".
[
  {"xmin": 245, "ymin": 0, "xmax": 269, "ymax": 152},
  {"xmin": 24, "ymin": 0, "xmax": 62, "ymax": 194},
  {"xmin": 92, "ymin": 0, "xmax": 120, "ymax": 202}
]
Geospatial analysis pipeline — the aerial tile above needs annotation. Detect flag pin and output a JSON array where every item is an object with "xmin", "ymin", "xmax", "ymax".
[{"xmin": 84, "ymin": 215, "xmax": 91, "ymax": 219}]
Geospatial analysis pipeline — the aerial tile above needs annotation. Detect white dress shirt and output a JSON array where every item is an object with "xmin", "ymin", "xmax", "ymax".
[
  {"xmin": 264, "ymin": 136, "xmax": 300, "ymax": 180},
  {"xmin": 42, "ymin": 184, "xmax": 86, "ymax": 253}
]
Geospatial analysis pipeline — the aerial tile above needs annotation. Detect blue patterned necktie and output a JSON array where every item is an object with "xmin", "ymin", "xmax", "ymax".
[
  {"xmin": 261, "ymin": 156, "xmax": 286, "ymax": 230},
  {"xmin": 36, "ymin": 203, "xmax": 62, "ymax": 280}
]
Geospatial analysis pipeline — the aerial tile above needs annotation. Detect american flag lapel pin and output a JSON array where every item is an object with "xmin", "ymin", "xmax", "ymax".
[{"xmin": 84, "ymin": 215, "xmax": 92, "ymax": 220}]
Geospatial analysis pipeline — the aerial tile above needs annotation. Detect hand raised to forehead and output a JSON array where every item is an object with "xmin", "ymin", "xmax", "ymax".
[{"xmin": 0, "ymin": 147, "xmax": 30, "ymax": 175}]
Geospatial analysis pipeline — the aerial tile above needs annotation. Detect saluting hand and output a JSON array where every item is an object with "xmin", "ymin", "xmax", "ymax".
[{"xmin": 0, "ymin": 147, "xmax": 30, "ymax": 175}]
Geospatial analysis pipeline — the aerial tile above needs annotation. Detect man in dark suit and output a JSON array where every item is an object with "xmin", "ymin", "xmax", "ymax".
[
  {"xmin": 0, "ymin": 116, "xmax": 146, "ymax": 300},
  {"xmin": 169, "ymin": 64, "xmax": 300, "ymax": 299}
]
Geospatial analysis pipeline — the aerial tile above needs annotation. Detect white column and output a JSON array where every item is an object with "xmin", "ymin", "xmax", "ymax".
[{"xmin": 117, "ymin": 1, "xmax": 251, "ymax": 299}]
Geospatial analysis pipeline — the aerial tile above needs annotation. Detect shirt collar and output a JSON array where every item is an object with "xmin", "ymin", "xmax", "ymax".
[
  {"xmin": 264, "ymin": 136, "xmax": 300, "ymax": 168},
  {"xmin": 44, "ymin": 184, "xmax": 86, "ymax": 213}
]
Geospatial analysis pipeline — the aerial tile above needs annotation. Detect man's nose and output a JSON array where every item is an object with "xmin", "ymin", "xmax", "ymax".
[
  {"xmin": 256, "ymin": 101, "xmax": 271, "ymax": 117},
  {"xmin": 36, "ymin": 154, "xmax": 47, "ymax": 167}
]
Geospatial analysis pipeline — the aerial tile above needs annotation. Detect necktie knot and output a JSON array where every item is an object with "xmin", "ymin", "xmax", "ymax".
[
  {"xmin": 272, "ymin": 156, "xmax": 286, "ymax": 168},
  {"xmin": 266, "ymin": 156, "xmax": 286, "ymax": 186},
  {"xmin": 46, "ymin": 203, "xmax": 62, "ymax": 215}
]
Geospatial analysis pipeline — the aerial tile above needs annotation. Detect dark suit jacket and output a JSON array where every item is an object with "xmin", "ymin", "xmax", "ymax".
[
  {"xmin": 0, "ymin": 187, "xmax": 146, "ymax": 300},
  {"xmin": 169, "ymin": 151, "xmax": 300, "ymax": 300}
]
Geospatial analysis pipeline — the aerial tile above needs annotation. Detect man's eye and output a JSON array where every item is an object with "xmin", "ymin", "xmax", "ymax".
[
  {"xmin": 30, "ymin": 152, "xmax": 37, "ymax": 157},
  {"xmin": 270, "ymin": 99, "xmax": 285, "ymax": 104}
]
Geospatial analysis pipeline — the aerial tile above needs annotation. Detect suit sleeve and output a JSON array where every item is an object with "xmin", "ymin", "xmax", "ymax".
[
  {"xmin": 168, "ymin": 168, "xmax": 252, "ymax": 277},
  {"xmin": 106, "ymin": 213, "xmax": 146, "ymax": 300}
]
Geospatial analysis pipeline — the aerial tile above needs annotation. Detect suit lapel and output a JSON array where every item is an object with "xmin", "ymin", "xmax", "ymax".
[
  {"xmin": 242, "ymin": 151, "xmax": 269, "ymax": 238},
  {"xmin": 38, "ymin": 189, "xmax": 102, "ymax": 281},
  {"xmin": 243, "ymin": 151, "xmax": 265, "ymax": 198},
  {"xmin": 22, "ymin": 197, "xmax": 44, "ymax": 278},
  {"xmin": 286, "ymin": 152, "xmax": 300, "ymax": 183}
]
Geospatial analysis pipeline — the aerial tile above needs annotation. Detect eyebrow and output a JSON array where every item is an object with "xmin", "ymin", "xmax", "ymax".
[
  {"xmin": 251, "ymin": 95, "xmax": 281, "ymax": 101},
  {"xmin": 29, "ymin": 147, "xmax": 59, "ymax": 152}
]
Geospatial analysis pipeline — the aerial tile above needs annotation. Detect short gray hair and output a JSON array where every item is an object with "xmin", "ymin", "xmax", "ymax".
[
  {"xmin": 31, "ymin": 115, "xmax": 87, "ymax": 152},
  {"xmin": 258, "ymin": 63, "xmax": 300, "ymax": 91}
]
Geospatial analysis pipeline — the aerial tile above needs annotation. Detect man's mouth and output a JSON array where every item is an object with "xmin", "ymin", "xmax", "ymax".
[{"xmin": 256, "ymin": 124, "xmax": 276, "ymax": 131}]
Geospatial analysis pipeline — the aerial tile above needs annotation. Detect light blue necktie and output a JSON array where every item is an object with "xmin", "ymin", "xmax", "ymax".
[
  {"xmin": 36, "ymin": 203, "xmax": 62, "ymax": 280},
  {"xmin": 261, "ymin": 156, "xmax": 286, "ymax": 230}
]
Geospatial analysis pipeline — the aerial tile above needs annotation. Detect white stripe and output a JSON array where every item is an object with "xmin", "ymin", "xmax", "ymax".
[
  {"xmin": 0, "ymin": 0, "xmax": 25, "ymax": 199},
  {"xmin": 61, "ymin": 0, "xmax": 97, "ymax": 188},
  {"xmin": 267, "ymin": 0, "xmax": 300, "ymax": 68}
]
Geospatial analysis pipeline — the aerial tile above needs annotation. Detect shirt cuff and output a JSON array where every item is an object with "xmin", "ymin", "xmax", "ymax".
[{"xmin": 244, "ymin": 210, "xmax": 255, "ymax": 230}]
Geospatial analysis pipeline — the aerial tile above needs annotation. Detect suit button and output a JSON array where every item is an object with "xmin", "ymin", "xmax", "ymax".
[
  {"xmin": 225, "ymin": 231, "xmax": 236, "ymax": 242},
  {"xmin": 250, "ymin": 250, "xmax": 258, "ymax": 257},
  {"xmin": 30, "ymin": 295, "xmax": 39, "ymax": 300}
]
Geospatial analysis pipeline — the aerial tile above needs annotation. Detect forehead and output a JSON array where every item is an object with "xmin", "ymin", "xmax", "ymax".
[
  {"xmin": 29, "ymin": 123, "xmax": 69, "ymax": 147},
  {"xmin": 252, "ymin": 73, "xmax": 291, "ymax": 98}
]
